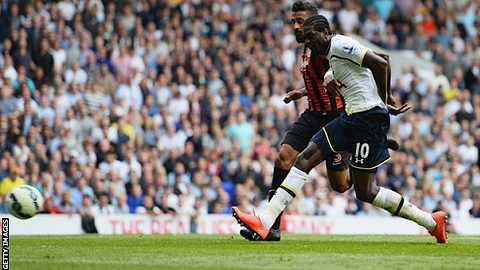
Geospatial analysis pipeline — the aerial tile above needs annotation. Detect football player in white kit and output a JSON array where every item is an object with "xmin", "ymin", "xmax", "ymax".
[{"xmin": 232, "ymin": 15, "xmax": 447, "ymax": 244}]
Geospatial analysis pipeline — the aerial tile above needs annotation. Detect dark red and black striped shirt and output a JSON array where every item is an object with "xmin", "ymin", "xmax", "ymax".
[{"xmin": 300, "ymin": 46, "xmax": 344, "ymax": 112}]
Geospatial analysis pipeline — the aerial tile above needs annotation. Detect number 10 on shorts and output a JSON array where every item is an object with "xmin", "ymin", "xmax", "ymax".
[{"xmin": 354, "ymin": 142, "xmax": 369, "ymax": 165}]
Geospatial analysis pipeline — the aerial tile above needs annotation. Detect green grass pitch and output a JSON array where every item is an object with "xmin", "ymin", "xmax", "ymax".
[{"xmin": 10, "ymin": 234, "xmax": 480, "ymax": 270}]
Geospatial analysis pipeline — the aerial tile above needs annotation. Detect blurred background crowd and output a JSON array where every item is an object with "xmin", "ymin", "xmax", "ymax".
[{"xmin": 0, "ymin": 0, "xmax": 479, "ymax": 232}]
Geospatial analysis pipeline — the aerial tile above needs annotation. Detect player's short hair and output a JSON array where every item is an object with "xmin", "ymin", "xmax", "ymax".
[
  {"xmin": 304, "ymin": 14, "xmax": 331, "ymax": 34},
  {"xmin": 292, "ymin": 1, "xmax": 318, "ymax": 16}
]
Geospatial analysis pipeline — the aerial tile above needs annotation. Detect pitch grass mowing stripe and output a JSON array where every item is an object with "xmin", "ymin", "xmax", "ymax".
[{"xmin": 9, "ymin": 234, "xmax": 480, "ymax": 270}]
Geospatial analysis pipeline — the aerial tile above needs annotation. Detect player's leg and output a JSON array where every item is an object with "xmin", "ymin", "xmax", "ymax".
[
  {"xmin": 240, "ymin": 143, "xmax": 298, "ymax": 241},
  {"xmin": 352, "ymin": 169, "xmax": 446, "ymax": 243},
  {"xmin": 348, "ymin": 108, "xmax": 446, "ymax": 243},
  {"xmin": 233, "ymin": 116, "xmax": 347, "ymax": 240},
  {"xmin": 233, "ymin": 142, "xmax": 330, "ymax": 239},
  {"xmin": 258, "ymin": 142, "xmax": 327, "ymax": 231},
  {"xmin": 240, "ymin": 111, "xmax": 327, "ymax": 241},
  {"xmin": 257, "ymin": 117, "xmax": 349, "ymax": 230},
  {"xmin": 326, "ymin": 151, "xmax": 352, "ymax": 193},
  {"xmin": 233, "ymin": 141, "xmax": 328, "ymax": 240},
  {"xmin": 268, "ymin": 111, "xmax": 333, "ymax": 229},
  {"xmin": 269, "ymin": 144, "xmax": 298, "ymax": 228}
]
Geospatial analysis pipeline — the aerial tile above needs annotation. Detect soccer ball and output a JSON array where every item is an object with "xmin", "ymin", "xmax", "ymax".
[{"xmin": 6, "ymin": 185, "xmax": 44, "ymax": 220}]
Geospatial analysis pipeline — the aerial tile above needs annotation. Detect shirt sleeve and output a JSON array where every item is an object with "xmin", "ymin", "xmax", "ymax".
[{"xmin": 331, "ymin": 36, "xmax": 370, "ymax": 66}]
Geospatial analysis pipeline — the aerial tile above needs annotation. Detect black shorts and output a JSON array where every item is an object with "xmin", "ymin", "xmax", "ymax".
[
  {"xmin": 281, "ymin": 110, "xmax": 351, "ymax": 171},
  {"xmin": 312, "ymin": 107, "xmax": 391, "ymax": 173}
]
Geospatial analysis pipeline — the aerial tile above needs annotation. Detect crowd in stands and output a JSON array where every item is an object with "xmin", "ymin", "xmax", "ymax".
[{"xmin": 0, "ymin": 0, "xmax": 479, "ymax": 232}]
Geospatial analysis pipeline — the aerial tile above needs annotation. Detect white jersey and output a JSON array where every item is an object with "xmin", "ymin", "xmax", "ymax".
[{"xmin": 326, "ymin": 35, "xmax": 387, "ymax": 115}]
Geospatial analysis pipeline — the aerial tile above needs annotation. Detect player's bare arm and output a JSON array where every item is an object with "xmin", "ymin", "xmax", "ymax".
[
  {"xmin": 362, "ymin": 50, "xmax": 388, "ymax": 104},
  {"xmin": 323, "ymin": 69, "xmax": 342, "ymax": 97},
  {"xmin": 373, "ymin": 51, "xmax": 395, "ymax": 105},
  {"xmin": 283, "ymin": 87, "xmax": 307, "ymax": 103},
  {"xmin": 374, "ymin": 51, "xmax": 411, "ymax": 115}
]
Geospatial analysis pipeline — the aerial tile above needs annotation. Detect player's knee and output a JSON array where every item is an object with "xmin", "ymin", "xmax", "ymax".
[
  {"xmin": 354, "ymin": 185, "xmax": 377, "ymax": 203},
  {"xmin": 330, "ymin": 180, "xmax": 350, "ymax": 193},
  {"xmin": 293, "ymin": 146, "xmax": 318, "ymax": 172},
  {"xmin": 275, "ymin": 145, "xmax": 298, "ymax": 169},
  {"xmin": 328, "ymin": 169, "xmax": 351, "ymax": 193},
  {"xmin": 355, "ymin": 190, "xmax": 374, "ymax": 203},
  {"xmin": 293, "ymin": 156, "xmax": 309, "ymax": 172}
]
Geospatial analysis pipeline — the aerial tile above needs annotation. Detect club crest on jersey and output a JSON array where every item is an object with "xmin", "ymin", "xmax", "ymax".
[{"xmin": 342, "ymin": 43, "xmax": 354, "ymax": 54}]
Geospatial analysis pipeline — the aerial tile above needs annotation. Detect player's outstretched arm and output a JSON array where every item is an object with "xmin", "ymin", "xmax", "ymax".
[
  {"xmin": 283, "ymin": 87, "xmax": 307, "ymax": 104},
  {"xmin": 362, "ymin": 50, "xmax": 388, "ymax": 104}
]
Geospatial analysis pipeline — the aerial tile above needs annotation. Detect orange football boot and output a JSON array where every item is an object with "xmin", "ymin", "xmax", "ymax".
[
  {"xmin": 232, "ymin": 206, "xmax": 269, "ymax": 240},
  {"xmin": 428, "ymin": 211, "xmax": 447, "ymax": 244}
]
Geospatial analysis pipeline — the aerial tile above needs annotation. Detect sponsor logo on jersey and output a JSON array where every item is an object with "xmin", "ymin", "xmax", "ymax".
[{"xmin": 342, "ymin": 43, "xmax": 354, "ymax": 54}]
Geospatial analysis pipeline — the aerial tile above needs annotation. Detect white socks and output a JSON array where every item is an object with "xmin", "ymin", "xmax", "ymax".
[
  {"xmin": 258, "ymin": 169, "xmax": 438, "ymax": 232},
  {"xmin": 260, "ymin": 166, "xmax": 307, "ymax": 229},
  {"xmin": 372, "ymin": 187, "xmax": 437, "ymax": 231}
]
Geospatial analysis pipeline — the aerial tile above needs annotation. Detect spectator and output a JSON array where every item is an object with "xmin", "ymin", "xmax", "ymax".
[
  {"xmin": 0, "ymin": 166, "xmax": 25, "ymax": 198},
  {"xmin": 465, "ymin": 58, "xmax": 480, "ymax": 94},
  {"xmin": 65, "ymin": 36, "xmax": 81, "ymax": 69},
  {"xmin": 362, "ymin": 10, "xmax": 387, "ymax": 47},
  {"xmin": 167, "ymin": 84, "xmax": 189, "ymax": 122},
  {"xmin": 50, "ymin": 37, "xmax": 66, "ymax": 73},
  {"xmin": 12, "ymin": 136, "xmax": 30, "ymax": 164},
  {"xmin": 337, "ymin": 1, "xmax": 359, "ymax": 34},
  {"xmin": 12, "ymin": 66, "xmax": 35, "ymax": 93},
  {"xmin": 98, "ymin": 150, "xmax": 129, "ymax": 180},
  {"xmin": 57, "ymin": 0, "xmax": 76, "ymax": 23},
  {"xmin": 91, "ymin": 192, "xmax": 115, "ymax": 215},
  {"xmin": 104, "ymin": 169, "xmax": 127, "ymax": 199},
  {"xmin": 57, "ymin": 191, "xmax": 77, "ymax": 214},
  {"xmin": 70, "ymin": 177, "xmax": 94, "ymax": 209},
  {"xmin": 158, "ymin": 194, "xmax": 177, "ymax": 215},
  {"xmin": 51, "ymin": 180, "xmax": 65, "ymax": 208},
  {"xmin": 225, "ymin": 111, "xmax": 255, "ymax": 152},
  {"xmin": 94, "ymin": 63, "xmax": 117, "ymax": 99},
  {"xmin": 127, "ymin": 183, "xmax": 144, "ymax": 213},
  {"xmin": 31, "ymin": 37, "xmax": 54, "ymax": 85},
  {"xmin": 39, "ymin": 197, "xmax": 64, "ymax": 214},
  {"xmin": 114, "ymin": 193, "xmax": 130, "ymax": 214},
  {"xmin": 157, "ymin": 124, "xmax": 186, "ymax": 153},
  {"xmin": 12, "ymin": 38, "xmax": 31, "ymax": 75},
  {"xmin": 83, "ymin": 82, "xmax": 108, "ymax": 114},
  {"xmin": 135, "ymin": 195, "xmax": 161, "ymax": 214},
  {"xmin": 83, "ymin": 53, "xmax": 99, "ymax": 79},
  {"xmin": 0, "ymin": 86, "xmax": 17, "ymax": 115},
  {"xmin": 64, "ymin": 61, "xmax": 88, "ymax": 85},
  {"xmin": 36, "ymin": 95, "xmax": 55, "ymax": 127}
]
